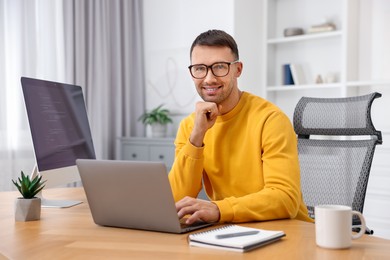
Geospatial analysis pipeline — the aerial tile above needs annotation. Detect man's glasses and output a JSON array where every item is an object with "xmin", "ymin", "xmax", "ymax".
[{"xmin": 188, "ymin": 60, "xmax": 239, "ymax": 79}]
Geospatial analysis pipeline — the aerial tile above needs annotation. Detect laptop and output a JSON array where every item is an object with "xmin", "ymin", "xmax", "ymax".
[{"xmin": 76, "ymin": 159, "xmax": 212, "ymax": 233}]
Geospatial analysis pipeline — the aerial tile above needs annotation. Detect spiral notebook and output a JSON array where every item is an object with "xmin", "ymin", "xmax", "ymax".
[{"xmin": 188, "ymin": 225, "xmax": 285, "ymax": 252}]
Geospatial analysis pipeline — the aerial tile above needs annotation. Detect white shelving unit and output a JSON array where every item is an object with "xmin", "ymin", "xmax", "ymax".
[{"xmin": 262, "ymin": 0, "xmax": 390, "ymax": 119}]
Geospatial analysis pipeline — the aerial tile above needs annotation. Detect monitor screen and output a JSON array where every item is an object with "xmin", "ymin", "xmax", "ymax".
[{"xmin": 21, "ymin": 77, "xmax": 96, "ymax": 191}]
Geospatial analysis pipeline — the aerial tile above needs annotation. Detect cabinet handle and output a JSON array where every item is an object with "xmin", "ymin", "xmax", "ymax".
[
  {"xmin": 159, "ymin": 155, "xmax": 164, "ymax": 160},
  {"xmin": 132, "ymin": 153, "xmax": 137, "ymax": 158}
]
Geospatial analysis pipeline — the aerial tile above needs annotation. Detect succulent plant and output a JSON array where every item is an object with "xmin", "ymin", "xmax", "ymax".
[{"xmin": 12, "ymin": 171, "xmax": 46, "ymax": 199}]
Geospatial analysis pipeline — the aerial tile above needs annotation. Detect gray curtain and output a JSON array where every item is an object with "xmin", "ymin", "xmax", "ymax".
[
  {"xmin": 64, "ymin": 0, "xmax": 145, "ymax": 159},
  {"xmin": 0, "ymin": 0, "xmax": 145, "ymax": 191}
]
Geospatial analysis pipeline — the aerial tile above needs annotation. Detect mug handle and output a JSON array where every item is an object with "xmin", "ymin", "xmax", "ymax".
[{"xmin": 351, "ymin": 210, "xmax": 366, "ymax": 240}]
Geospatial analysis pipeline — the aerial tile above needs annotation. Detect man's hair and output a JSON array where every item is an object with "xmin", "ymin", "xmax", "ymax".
[{"xmin": 190, "ymin": 29, "xmax": 239, "ymax": 60}]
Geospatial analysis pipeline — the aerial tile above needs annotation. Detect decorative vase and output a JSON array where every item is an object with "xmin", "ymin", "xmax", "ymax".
[
  {"xmin": 151, "ymin": 123, "xmax": 167, "ymax": 138},
  {"xmin": 15, "ymin": 197, "xmax": 41, "ymax": 221}
]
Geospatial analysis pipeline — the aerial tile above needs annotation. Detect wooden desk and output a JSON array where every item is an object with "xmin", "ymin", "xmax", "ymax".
[{"xmin": 1, "ymin": 188, "xmax": 389, "ymax": 259}]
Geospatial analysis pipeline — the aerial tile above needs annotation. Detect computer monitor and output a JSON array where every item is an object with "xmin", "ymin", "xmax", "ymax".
[{"xmin": 21, "ymin": 77, "xmax": 96, "ymax": 208}]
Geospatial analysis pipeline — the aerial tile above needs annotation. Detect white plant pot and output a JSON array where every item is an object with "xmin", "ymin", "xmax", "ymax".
[
  {"xmin": 151, "ymin": 124, "xmax": 167, "ymax": 138},
  {"xmin": 15, "ymin": 197, "xmax": 41, "ymax": 221}
]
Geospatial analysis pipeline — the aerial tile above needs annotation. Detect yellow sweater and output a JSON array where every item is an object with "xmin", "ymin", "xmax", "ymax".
[{"xmin": 168, "ymin": 92, "xmax": 313, "ymax": 223}]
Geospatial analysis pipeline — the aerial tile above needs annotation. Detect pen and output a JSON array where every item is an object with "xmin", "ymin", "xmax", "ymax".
[{"xmin": 215, "ymin": 230, "xmax": 260, "ymax": 239}]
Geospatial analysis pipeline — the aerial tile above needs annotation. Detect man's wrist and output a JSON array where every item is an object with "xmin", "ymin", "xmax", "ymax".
[{"xmin": 189, "ymin": 131, "xmax": 205, "ymax": 147}]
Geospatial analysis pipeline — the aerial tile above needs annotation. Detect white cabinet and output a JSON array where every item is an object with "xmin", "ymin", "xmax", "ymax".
[
  {"xmin": 117, "ymin": 137, "xmax": 209, "ymax": 200},
  {"xmin": 117, "ymin": 137, "xmax": 175, "ymax": 171}
]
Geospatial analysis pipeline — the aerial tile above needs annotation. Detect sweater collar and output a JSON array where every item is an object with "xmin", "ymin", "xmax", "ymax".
[{"xmin": 216, "ymin": 91, "xmax": 248, "ymax": 122}]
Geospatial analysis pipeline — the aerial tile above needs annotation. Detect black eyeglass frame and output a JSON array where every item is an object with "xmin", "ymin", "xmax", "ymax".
[{"xmin": 188, "ymin": 60, "xmax": 240, "ymax": 79}]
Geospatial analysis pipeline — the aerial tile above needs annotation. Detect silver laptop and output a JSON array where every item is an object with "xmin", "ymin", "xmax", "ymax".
[{"xmin": 76, "ymin": 159, "xmax": 212, "ymax": 233}]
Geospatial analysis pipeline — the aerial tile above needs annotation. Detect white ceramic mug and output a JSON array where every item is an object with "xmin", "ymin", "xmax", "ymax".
[{"xmin": 315, "ymin": 205, "xmax": 366, "ymax": 249}]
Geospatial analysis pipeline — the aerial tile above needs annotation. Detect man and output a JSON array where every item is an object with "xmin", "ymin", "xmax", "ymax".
[{"xmin": 168, "ymin": 29, "xmax": 312, "ymax": 225}]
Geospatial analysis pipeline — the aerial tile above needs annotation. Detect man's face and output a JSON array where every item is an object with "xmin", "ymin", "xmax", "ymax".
[{"xmin": 190, "ymin": 45, "xmax": 242, "ymax": 105}]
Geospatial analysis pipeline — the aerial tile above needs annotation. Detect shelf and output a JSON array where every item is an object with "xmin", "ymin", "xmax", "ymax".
[
  {"xmin": 266, "ymin": 80, "xmax": 390, "ymax": 92},
  {"xmin": 266, "ymin": 83, "xmax": 342, "ymax": 92},
  {"xmin": 347, "ymin": 80, "xmax": 390, "ymax": 88},
  {"xmin": 267, "ymin": 30, "xmax": 342, "ymax": 45}
]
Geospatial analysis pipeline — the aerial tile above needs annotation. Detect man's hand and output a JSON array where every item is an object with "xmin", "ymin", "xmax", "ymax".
[
  {"xmin": 175, "ymin": 196, "xmax": 220, "ymax": 224},
  {"xmin": 190, "ymin": 102, "xmax": 221, "ymax": 147}
]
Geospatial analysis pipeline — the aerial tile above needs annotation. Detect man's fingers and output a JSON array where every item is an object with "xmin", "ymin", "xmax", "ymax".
[
  {"xmin": 177, "ymin": 205, "xmax": 197, "ymax": 219},
  {"xmin": 185, "ymin": 211, "xmax": 203, "ymax": 225},
  {"xmin": 175, "ymin": 196, "xmax": 194, "ymax": 210}
]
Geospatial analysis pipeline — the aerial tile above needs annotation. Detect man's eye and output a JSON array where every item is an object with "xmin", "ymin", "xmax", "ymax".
[
  {"xmin": 194, "ymin": 66, "xmax": 206, "ymax": 72},
  {"xmin": 213, "ymin": 64, "xmax": 226, "ymax": 70}
]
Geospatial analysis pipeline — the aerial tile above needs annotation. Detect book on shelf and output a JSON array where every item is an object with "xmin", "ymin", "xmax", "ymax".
[
  {"xmin": 289, "ymin": 64, "xmax": 306, "ymax": 85},
  {"xmin": 307, "ymin": 22, "xmax": 336, "ymax": 34},
  {"xmin": 188, "ymin": 225, "xmax": 286, "ymax": 253},
  {"xmin": 282, "ymin": 64, "xmax": 294, "ymax": 85}
]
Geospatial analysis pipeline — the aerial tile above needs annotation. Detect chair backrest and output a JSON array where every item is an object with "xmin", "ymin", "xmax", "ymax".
[{"xmin": 293, "ymin": 92, "xmax": 382, "ymax": 221}]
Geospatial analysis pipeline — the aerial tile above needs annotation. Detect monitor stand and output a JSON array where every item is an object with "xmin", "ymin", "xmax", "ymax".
[
  {"xmin": 40, "ymin": 197, "xmax": 82, "ymax": 208},
  {"xmin": 31, "ymin": 165, "xmax": 83, "ymax": 208}
]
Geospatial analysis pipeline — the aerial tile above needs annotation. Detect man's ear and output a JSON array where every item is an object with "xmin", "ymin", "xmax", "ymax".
[{"xmin": 235, "ymin": 62, "xmax": 243, "ymax": 77}]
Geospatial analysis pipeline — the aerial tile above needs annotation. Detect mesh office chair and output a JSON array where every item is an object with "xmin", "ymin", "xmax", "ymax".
[{"xmin": 293, "ymin": 92, "xmax": 382, "ymax": 234}]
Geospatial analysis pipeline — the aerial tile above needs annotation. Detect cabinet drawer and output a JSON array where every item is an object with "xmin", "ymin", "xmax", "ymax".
[
  {"xmin": 149, "ymin": 145, "xmax": 174, "ymax": 168},
  {"xmin": 121, "ymin": 145, "xmax": 148, "ymax": 161}
]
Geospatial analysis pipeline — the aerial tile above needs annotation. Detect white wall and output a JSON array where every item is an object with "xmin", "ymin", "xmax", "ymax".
[
  {"xmin": 142, "ymin": 0, "xmax": 234, "ymax": 117},
  {"xmin": 233, "ymin": 0, "xmax": 263, "ymax": 96}
]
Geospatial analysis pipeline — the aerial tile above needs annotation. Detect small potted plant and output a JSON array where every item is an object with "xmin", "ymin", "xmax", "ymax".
[
  {"xmin": 138, "ymin": 104, "xmax": 173, "ymax": 137},
  {"xmin": 12, "ymin": 171, "xmax": 46, "ymax": 221}
]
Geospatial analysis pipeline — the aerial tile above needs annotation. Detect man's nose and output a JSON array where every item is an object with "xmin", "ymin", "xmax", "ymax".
[{"xmin": 204, "ymin": 68, "xmax": 217, "ymax": 82}]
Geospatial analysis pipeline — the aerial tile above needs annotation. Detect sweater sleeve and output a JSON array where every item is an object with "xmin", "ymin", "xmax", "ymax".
[{"xmin": 168, "ymin": 118, "xmax": 205, "ymax": 202}]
